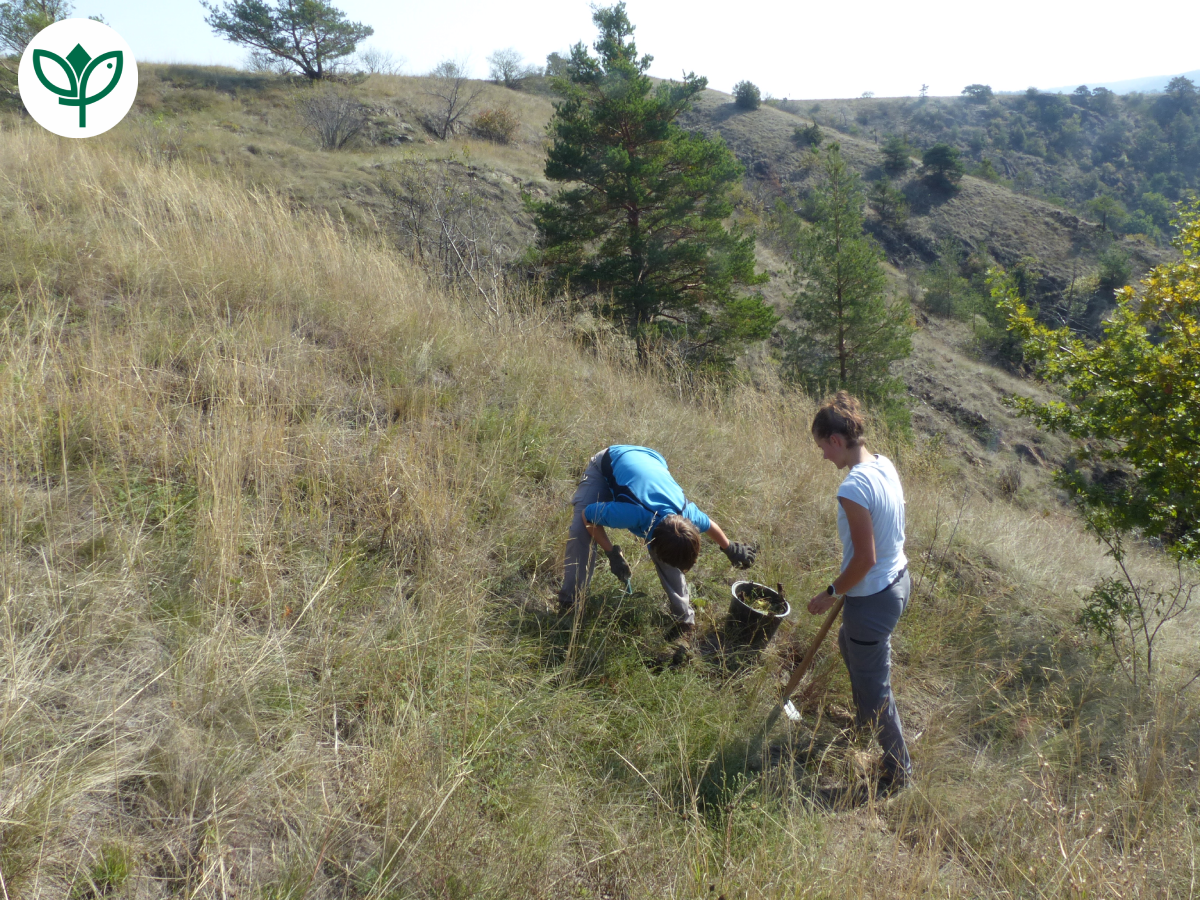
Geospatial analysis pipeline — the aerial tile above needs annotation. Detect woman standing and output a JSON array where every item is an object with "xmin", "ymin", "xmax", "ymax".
[{"xmin": 806, "ymin": 392, "xmax": 912, "ymax": 792}]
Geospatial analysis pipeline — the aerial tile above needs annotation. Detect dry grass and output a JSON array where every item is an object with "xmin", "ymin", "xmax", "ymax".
[{"xmin": 1, "ymin": 112, "xmax": 1198, "ymax": 899}]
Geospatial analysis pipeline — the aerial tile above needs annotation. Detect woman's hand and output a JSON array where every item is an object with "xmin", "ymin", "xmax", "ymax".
[{"xmin": 807, "ymin": 590, "xmax": 837, "ymax": 615}]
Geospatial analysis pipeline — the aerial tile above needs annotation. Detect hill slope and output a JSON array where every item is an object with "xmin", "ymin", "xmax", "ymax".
[
  {"xmin": 685, "ymin": 90, "xmax": 1172, "ymax": 289},
  {"xmin": 774, "ymin": 83, "xmax": 1199, "ymax": 254},
  {"xmin": 109, "ymin": 68, "xmax": 1151, "ymax": 481},
  {"xmin": 1, "ymin": 85, "xmax": 1198, "ymax": 898}
]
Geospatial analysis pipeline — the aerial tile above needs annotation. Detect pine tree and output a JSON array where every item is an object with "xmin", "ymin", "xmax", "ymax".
[
  {"xmin": 0, "ymin": 0, "xmax": 71, "ymax": 57},
  {"xmin": 202, "ymin": 0, "xmax": 373, "ymax": 80},
  {"xmin": 920, "ymin": 143, "xmax": 965, "ymax": 190},
  {"xmin": 881, "ymin": 133, "xmax": 910, "ymax": 174},
  {"xmin": 531, "ymin": 3, "xmax": 774, "ymax": 363},
  {"xmin": 784, "ymin": 145, "xmax": 913, "ymax": 406},
  {"xmin": 868, "ymin": 177, "xmax": 908, "ymax": 227}
]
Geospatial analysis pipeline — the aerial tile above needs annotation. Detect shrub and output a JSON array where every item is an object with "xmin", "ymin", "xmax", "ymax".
[
  {"xmin": 733, "ymin": 80, "xmax": 761, "ymax": 110},
  {"xmin": 868, "ymin": 177, "xmax": 908, "ymax": 227},
  {"xmin": 1098, "ymin": 248, "xmax": 1132, "ymax": 291},
  {"xmin": 922, "ymin": 240, "xmax": 969, "ymax": 318},
  {"xmin": 881, "ymin": 134, "xmax": 910, "ymax": 174},
  {"xmin": 962, "ymin": 83, "xmax": 994, "ymax": 103},
  {"xmin": 423, "ymin": 59, "xmax": 484, "ymax": 139},
  {"xmin": 472, "ymin": 107, "xmax": 520, "ymax": 143},
  {"xmin": 297, "ymin": 86, "xmax": 368, "ymax": 150},
  {"xmin": 487, "ymin": 48, "xmax": 537, "ymax": 89},
  {"xmin": 356, "ymin": 46, "xmax": 403, "ymax": 76},
  {"xmin": 793, "ymin": 122, "xmax": 822, "ymax": 147},
  {"xmin": 973, "ymin": 157, "xmax": 1002, "ymax": 182},
  {"xmin": 920, "ymin": 142, "xmax": 965, "ymax": 190}
]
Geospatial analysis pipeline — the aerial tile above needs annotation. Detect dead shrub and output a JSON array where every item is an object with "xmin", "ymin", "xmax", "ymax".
[
  {"xmin": 472, "ymin": 107, "xmax": 520, "ymax": 144},
  {"xmin": 422, "ymin": 60, "xmax": 484, "ymax": 140},
  {"xmin": 297, "ymin": 86, "xmax": 368, "ymax": 151},
  {"xmin": 998, "ymin": 461, "xmax": 1022, "ymax": 498}
]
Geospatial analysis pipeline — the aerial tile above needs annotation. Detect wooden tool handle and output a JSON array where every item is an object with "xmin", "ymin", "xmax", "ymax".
[{"xmin": 780, "ymin": 596, "xmax": 843, "ymax": 701}]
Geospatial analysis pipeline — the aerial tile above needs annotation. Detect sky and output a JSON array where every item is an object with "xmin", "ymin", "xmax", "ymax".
[{"xmin": 71, "ymin": 0, "xmax": 1200, "ymax": 99}]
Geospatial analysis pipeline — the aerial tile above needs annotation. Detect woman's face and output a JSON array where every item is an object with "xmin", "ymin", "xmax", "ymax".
[{"xmin": 814, "ymin": 433, "xmax": 846, "ymax": 467}]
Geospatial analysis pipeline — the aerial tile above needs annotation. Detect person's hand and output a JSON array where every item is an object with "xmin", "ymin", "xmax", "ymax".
[
  {"xmin": 807, "ymin": 590, "xmax": 837, "ymax": 615},
  {"xmin": 722, "ymin": 541, "xmax": 756, "ymax": 569},
  {"xmin": 606, "ymin": 545, "xmax": 632, "ymax": 582}
]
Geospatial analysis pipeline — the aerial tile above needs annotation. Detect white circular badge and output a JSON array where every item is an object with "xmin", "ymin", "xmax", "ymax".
[{"xmin": 18, "ymin": 18, "xmax": 138, "ymax": 138}]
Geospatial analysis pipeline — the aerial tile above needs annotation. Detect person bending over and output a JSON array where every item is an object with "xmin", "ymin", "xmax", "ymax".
[
  {"xmin": 558, "ymin": 445, "xmax": 755, "ymax": 635},
  {"xmin": 806, "ymin": 392, "xmax": 913, "ymax": 793}
]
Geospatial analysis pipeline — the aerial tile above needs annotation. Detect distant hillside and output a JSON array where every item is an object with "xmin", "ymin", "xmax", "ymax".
[
  {"xmin": 772, "ymin": 82, "xmax": 1198, "ymax": 251},
  {"xmin": 1046, "ymin": 68, "xmax": 1200, "ymax": 95},
  {"xmin": 682, "ymin": 90, "xmax": 1169, "ymax": 328}
]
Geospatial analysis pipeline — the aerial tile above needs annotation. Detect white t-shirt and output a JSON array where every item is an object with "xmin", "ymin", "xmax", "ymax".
[{"xmin": 836, "ymin": 454, "xmax": 907, "ymax": 597}]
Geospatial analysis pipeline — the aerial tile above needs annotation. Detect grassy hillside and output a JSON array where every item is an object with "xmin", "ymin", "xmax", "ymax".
[
  {"xmin": 117, "ymin": 67, "xmax": 1168, "ymax": 292},
  {"xmin": 76, "ymin": 66, "xmax": 1129, "ymax": 490},
  {"xmin": 120, "ymin": 65, "xmax": 556, "ymax": 233},
  {"xmin": 2, "ymin": 96, "xmax": 1199, "ymax": 900}
]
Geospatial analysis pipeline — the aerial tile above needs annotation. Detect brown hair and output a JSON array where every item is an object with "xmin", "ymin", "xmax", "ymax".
[
  {"xmin": 811, "ymin": 390, "xmax": 866, "ymax": 447},
  {"xmin": 650, "ymin": 515, "xmax": 702, "ymax": 571}
]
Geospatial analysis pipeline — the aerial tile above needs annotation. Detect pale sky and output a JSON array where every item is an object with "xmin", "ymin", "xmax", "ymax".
[{"xmin": 71, "ymin": 0, "xmax": 1199, "ymax": 99}]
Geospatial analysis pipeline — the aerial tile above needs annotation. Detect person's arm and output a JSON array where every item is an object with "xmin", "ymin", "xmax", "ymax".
[
  {"xmin": 808, "ymin": 498, "xmax": 876, "ymax": 613},
  {"xmin": 584, "ymin": 513, "xmax": 633, "ymax": 582},
  {"xmin": 584, "ymin": 518, "xmax": 614, "ymax": 552},
  {"xmin": 704, "ymin": 519, "xmax": 731, "ymax": 550},
  {"xmin": 582, "ymin": 501, "xmax": 646, "ymax": 550},
  {"xmin": 707, "ymin": 518, "xmax": 756, "ymax": 568}
]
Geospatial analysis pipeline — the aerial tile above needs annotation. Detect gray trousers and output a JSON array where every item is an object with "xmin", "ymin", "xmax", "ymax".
[
  {"xmin": 558, "ymin": 452, "xmax": 695, "ymax": 625},
  {"xmin": 837, "ymin": 570, "xmax": 912, "ymax": 777}
]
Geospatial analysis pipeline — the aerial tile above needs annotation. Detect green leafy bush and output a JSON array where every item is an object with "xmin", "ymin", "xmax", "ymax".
[
  {"xmin": 733, "ymin": 80, "xmax": 761, "ymax": 110},
  {"xmin": 1005, "ymin": 200, "xmax": 1200, "ymax": 559},
  {"xmin": 1097, "ymin": 248, "xmax": 1131, "ymax": 292},
  {"xmin": 792, "ymin": 122, "xmax": 822, "ymax": 147}
]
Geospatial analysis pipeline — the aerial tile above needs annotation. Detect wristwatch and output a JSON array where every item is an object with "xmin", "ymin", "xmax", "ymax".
[{"xmin": 826, "ymin": 584, "xmax": 838, "ymax": 598}]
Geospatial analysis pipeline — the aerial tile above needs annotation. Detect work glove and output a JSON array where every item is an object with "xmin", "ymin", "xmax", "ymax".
[
  {"xmin": 606, "ymin": 545, "xmax": 632, "ymax": 582},
  {"xmin": 723, "ymin": 541, "xmax": 756, "ymax": 569}
]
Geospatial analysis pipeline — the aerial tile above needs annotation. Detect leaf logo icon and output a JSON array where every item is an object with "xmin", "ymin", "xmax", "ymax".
[
  {"xmin": 18, "ymin": 18, "xmax": 138, "ymax": 138},
  {"xmin": 32, "ymin": 43, "xmax": 124, "ymax": 128}
]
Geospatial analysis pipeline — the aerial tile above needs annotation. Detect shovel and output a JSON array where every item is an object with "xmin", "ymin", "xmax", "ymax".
[{"xmin": 757, "ymin": 593, "xmax": 844, "ymax": 738}]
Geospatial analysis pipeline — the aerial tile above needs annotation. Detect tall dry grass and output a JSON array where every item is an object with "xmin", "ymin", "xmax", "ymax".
[{"xmin": 1, "ymin": 117, "xmax": 1198, "ymax": 898}]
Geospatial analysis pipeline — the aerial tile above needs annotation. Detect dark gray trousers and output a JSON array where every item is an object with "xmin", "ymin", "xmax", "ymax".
[
  {"xmin": 558, "ymin": 451, "xmax": 695, "ymax": 624},
  {"xmin": 837, "ymin": 570, "xmax": 912, "ymax": 778}
]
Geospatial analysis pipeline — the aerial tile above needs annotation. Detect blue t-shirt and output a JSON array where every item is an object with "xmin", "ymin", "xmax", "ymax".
[
  {"xmin": 836, "ymin": 454, "xmax": 907, "ymax": 596},
  {"xmin": 583, "ymin": 445, "xmax": 711, "ymax": 540}
]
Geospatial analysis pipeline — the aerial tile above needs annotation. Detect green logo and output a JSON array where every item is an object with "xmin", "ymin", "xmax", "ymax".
[{"xmin": 33, "ymin": 43, "xmax": 123, "ymax": 129}]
